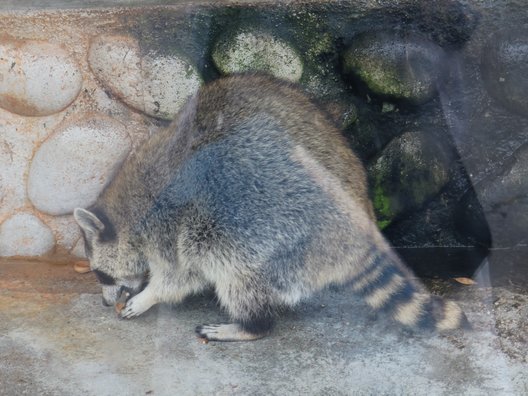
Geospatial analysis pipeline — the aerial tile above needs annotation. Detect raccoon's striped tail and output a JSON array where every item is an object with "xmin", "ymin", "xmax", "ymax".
[{"xmin": 350, "ymin": 247, "xmax": 469, "ymax": 331}]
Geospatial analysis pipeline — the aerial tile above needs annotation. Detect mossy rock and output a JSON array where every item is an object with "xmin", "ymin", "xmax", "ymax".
[
  {"xmin": 212, "ymin": 27, "xmax": 303, "ymax": 82},
  {"xmin": 368, "ymin": 131, "xmax": 452, "ymax": 228},
  {"xmin": 343, "ymin": 31, "xmax": 446, "ymax": 104}
]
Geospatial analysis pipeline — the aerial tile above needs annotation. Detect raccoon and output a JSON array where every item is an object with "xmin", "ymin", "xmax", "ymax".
[{"xmin": 74, "ymin": 74, "xmax": 467, "ymax": 342}]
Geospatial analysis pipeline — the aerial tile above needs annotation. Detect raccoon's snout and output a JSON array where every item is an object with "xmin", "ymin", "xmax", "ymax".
[
  {"xmin": 102, "ymin": 297, "xmax": 113, "ymax": 307},
  {"xmin": 102, "ymin": 286, "xmax": 133, "ymax": 306},
  {"xmin": 101, "ymin": 284, "xmax": 122, "ymax": 306}
]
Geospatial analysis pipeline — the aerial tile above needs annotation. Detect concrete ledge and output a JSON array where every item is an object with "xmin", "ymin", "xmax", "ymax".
[{"xmin": 1, "ymin": 253, "xmax": 527, "ymax": 395}]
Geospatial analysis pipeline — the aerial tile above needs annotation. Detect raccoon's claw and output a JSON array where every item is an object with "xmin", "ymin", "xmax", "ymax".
[
  {"xmin": 195, "ymin": 323, "xmax": 265, "ymax": 342},
  {"xmin": 195, "ymin": 324, "xmax": 221, "ymax": 340},
  {"xmin": 120, "ymin": 300, "xmax": 141, "ymax": 319},
  {"xmin": 119, "ymin": 291, "xmax": 155, "ymax": 319}
]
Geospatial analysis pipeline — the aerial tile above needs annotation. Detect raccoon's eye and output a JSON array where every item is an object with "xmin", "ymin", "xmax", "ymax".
[{"xmin": 93, "ymin": 269, "xmax": 116, "ymax": 285}]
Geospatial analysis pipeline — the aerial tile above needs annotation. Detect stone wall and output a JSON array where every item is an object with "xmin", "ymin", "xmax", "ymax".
[{"xmin": 0, "ymin": 0, "xmax": 526, "ymax": 258}]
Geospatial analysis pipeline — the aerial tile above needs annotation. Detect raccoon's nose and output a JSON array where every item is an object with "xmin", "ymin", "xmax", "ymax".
[{"xmin": 102, "ymin": 297, "xmax": 112, "ymax": 307}]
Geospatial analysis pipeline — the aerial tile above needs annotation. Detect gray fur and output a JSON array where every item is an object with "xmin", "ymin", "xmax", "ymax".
[{"xmin": 74, "ymin": 74, "xmax": 467, "ymax": 341}]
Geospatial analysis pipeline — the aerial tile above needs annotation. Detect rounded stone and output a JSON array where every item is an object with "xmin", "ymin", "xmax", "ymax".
[
  {"xmin": 0, "ymin": 121, "xmax": 37, "ymax": 221},
  {"xmin": 212, "ymin": 29, "xmax": 303, "ymax": 82},
  {"xmin": 481, "ymin": 31, "xmax": 528, "ymax": 117},
  {"xmin": 88, "ymin": 35, "xmax": 202, "ymax": 120},
  {"xmin": 343, "ymin": 31, "xmax": 446, "ymax": 104},
  {"xmin": 0, "ymin": 38, "xmax": 82, "ymax": 116},
  {"xmin": 0, "ymin": 213, "xmax": 55, "ymax": 257},
  {"xmin": 367, "ymin": 131, "xmax": 452, "ymax": 228},
  {"xmin": 141, "ymin": 54, "xmax": 203, "ymax": 119},
  {"xmin": 28, "ymin": 114, "xmax": 132, "ymax": 215}
]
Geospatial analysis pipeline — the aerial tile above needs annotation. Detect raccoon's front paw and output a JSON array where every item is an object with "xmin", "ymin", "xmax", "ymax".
[{"xmin": 120, "ymin": 291, "xmax": 156, "ymax": 319}]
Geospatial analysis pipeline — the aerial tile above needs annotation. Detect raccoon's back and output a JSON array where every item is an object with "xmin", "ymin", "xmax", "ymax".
[
  {"xmin": 191, "ymin": 74, "xmax": 374, "ymax": 218},
  {"xmin": 100, "ymin": 74, "xmax": 372, "ymax": 222},
  {"xmin": 179, "ymin": 117, "xmax": 335, "ymax": 252}
]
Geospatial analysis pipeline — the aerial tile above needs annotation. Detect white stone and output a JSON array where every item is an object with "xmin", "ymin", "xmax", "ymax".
[
  {"xmin": 0, "ymin": 38, "xmax": 82, "ymax": 116},
  {"xmin": 88, "ymin": 35, "xmax": 144, "ymax": 113},
  {"xmin": 28, "ymin": 114, "xmax": 131, "ymax": 215},
  {"xmin": 0, "ymin": 213, "xmax": 55, "ymax": 257},
  {"xmin": 213, "ymin": 30, "xmax": 303, "ymax": 82},
  {"xmin": 0, "ymin": 120, "xmax": 38, "ymax": 222},
  {"xmin": 88, "ymin": 35, "xmax": 202, "ymax": 120},
  {"xmin": 142, "ymin": 54, "xmax": 203, "ymax": 119}
]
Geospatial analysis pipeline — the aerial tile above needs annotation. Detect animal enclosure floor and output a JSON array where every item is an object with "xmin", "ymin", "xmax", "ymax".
[{"xmin": 0, "ymin": 252, "xmax": 527, "ymax": 395}]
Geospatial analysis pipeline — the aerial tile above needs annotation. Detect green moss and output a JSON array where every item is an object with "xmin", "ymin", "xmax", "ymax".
[
  {"xmin": 367, "ymin": 132, "xmax": 451, "ymax": 230},
  {"xmin": 372, "ymin": 178, "xmax": 393, "ymax": 228},
  {"xmin": 353, "ymin": 61, "xmax": 405, "ymax": 98},
  {"xmin": 377, "ymin": 219, "xmax": 391, "ymax": 230}
]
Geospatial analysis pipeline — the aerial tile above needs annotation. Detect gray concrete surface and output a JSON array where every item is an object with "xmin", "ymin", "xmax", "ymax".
[{"xmin": 0, "ymin": 255, "xmax": 527, "ymax": 396}]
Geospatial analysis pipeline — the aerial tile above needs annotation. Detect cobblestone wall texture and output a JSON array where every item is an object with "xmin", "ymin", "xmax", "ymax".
[{"xmin": 0, "ymin": 1, "xmax": 526, "ymax": 257}]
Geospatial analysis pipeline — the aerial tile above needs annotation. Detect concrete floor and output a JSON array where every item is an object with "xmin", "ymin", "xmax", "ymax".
[{"xmin": 1, "ymin": 252, "xmax": 527, "ymax": 396}]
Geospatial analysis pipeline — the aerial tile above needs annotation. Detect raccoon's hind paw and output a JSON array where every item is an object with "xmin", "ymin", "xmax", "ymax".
[{"xmin": 195, "ymin": 323, "xmax": 267, "ymax": 342}]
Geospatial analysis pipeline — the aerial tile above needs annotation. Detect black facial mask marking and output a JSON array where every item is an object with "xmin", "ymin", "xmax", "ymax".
[{"xmin": 93, "ymin": 269, "xmax": 116, "ymax": 285}]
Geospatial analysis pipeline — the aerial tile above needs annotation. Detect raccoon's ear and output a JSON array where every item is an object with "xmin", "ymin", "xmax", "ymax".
[{"xmin": 74, "ymin": 208, "xmax": 105, "ymax": 235}]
